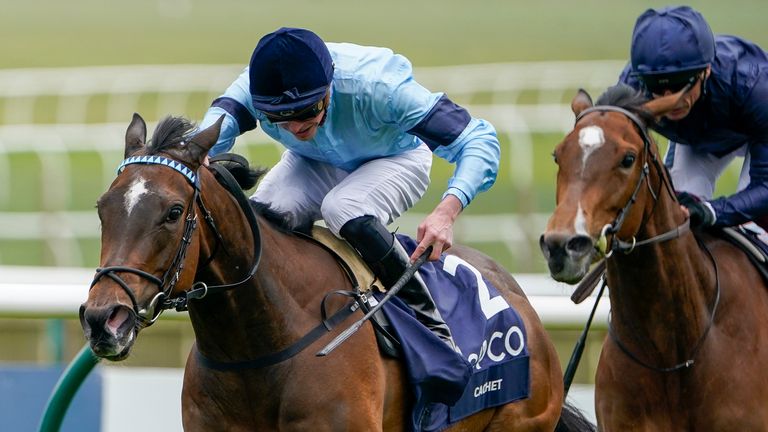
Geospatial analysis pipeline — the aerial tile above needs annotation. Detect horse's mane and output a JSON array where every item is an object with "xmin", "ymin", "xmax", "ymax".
[
  {"xmin": 251, "ymin": 201, "xmax": 314, "ymax": 235},
  {"xmin": 595, "ymin": 84, "xmax": 656, "ymax": 126}
]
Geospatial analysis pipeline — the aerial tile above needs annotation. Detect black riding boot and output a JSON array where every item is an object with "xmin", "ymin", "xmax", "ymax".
[{"xmin": 340, "ymin": 216, "xmax": 458, "ymax": 351}]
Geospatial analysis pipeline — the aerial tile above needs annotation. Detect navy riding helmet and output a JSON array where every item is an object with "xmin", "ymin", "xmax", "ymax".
[
  {"xmin": 249, "ymin": 28, "xmax": 334, "ymax": 120},
  {"xmin": 630, "ymin": 6, "xmax": 714, "ymax": 92}
]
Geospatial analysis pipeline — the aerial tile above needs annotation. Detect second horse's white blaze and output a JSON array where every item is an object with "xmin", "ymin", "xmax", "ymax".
[
  {"xmin": 579, "ymin": 125, "xmax": 605, "ymax": 170},
  {"xmin": 574, "ymin": 204, "xmax": 589, "ymax": 236},
  {"xmin": 575, "ymin": 125, "xmax": 605, "ymax": 234}
]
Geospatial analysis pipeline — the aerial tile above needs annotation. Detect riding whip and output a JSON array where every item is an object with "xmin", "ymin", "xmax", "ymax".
[{"xmin": 316, "ymin": 246, "xmax": 433, "ymax": 356}]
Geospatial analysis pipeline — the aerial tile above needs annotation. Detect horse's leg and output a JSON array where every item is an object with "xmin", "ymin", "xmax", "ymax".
[
  {"xmin": 382, "ymin": 356, "xmax": 411, "ymax": 431},
  {"xmin": 181, "ymin": 353, "xmax": 260, "ymax": 432}
]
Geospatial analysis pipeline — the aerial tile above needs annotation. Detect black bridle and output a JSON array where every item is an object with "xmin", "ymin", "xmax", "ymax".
[
  {"xmin": 89, "ymin": 155, "xmax": 261, "ymax": 328},
  {"xmin": 574, "ymin": 105, "xmax": 720, "ymax": 373},
  {"xmin": 575, "ymin": 105, "xmax": 689, "ymax": 256}
]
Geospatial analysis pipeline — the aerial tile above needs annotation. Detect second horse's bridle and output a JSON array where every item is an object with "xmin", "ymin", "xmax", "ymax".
[{"xmin": 575, "ymin": 105, "xmax": 689, "ymax": 256}]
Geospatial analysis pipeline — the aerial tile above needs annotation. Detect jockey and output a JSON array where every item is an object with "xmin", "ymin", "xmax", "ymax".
[
  {"xmin": 618, "ymin": 6, "xmax": 768, "ymax": 229},
  {"xmin": 197, "ymin": 28, "xmax": 501, "ymax": 349}
]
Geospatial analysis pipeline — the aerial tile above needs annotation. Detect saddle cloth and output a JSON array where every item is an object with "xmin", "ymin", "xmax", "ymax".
[
  {"xmin": 377, "ymin": 235, "xmax": 530, "ymax": 432},
  {"xmin": 308, "ymin": 227, "xmax": 531, "ymax": 431}
]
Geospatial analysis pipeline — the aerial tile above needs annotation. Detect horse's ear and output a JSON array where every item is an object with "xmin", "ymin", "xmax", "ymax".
[
  {"xmin": 124, "ymin": 113, "xmax": 147, "ymax": 158},
  {"xmin": 187, "ymin": 115, "xmax": 225, "ymax": 163},
  {"xmin": 642, "ymin": 91, "xmax": 684, "ymax": 120},
  {"xmin": 571, "ymin": 89, "xmax": 594, "ymax": 117}
]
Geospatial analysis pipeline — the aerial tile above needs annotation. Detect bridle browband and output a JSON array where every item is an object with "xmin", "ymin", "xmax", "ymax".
[
  {"xmin": 90, "ymin": 154, "xmax": 261, "ymax": 328},
  {"xmin": 575, "ymin": 105, "xmax": 720, "ymax": 373},
  {"xmin": 575, "ymin": 105, "xmax": 689, "ymax": 256}
]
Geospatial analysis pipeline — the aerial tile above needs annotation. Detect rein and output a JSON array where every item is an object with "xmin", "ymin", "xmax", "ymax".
[
  {"xmin": 575, "ymin": 106, "xmax": 689, "ymax": 256},
  {"xmin": 608, "ymin": 237, "xmax": 721, "ymax": 372}
]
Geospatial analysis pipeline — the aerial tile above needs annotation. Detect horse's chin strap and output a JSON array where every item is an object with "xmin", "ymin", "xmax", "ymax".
[{"xmin": 599, "ymin": 218, "xmax": 691, "ymax": 257}]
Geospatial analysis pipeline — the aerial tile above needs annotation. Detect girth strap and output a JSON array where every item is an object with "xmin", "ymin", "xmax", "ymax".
[{"xmin": 195, "ymin": 296, "xmax": 361, "ymax": 371}]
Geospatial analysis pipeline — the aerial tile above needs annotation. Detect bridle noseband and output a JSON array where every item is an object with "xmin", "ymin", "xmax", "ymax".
[
  {"xmin": 90, "ymin": 155, "xmax": 260, "ymax": 328},
  {"xmin": 574, "ymin": 105, "xmax": 689, "ymax": 257}
]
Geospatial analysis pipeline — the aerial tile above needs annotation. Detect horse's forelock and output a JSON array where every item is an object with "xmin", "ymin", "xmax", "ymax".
[
  {"xmin": 595, "ymin": 84, "xmax": 655, "ymax": 126},
  {"xmin": 147, "ymin": 116, "xmax": 197, "ymax": 154}
]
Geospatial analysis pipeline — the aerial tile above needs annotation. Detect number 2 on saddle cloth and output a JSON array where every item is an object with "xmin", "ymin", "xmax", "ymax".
[{"xmin": 374, "ymin": 234, "xmax": 531, "ymax": 432}]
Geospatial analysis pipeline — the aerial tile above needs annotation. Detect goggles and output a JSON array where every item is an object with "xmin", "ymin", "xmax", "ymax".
[
  {"xmin": 260, "ymin": 94, "xmax": 327, "ymax": 124},
  {"xmin": 641, "ymin": 70, "xmax": 703, "ymax": 95}
]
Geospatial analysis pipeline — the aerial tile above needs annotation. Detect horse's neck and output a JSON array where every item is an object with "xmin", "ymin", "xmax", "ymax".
[
  {"xmin": 188, "ymin": 215, "xmax": 336, "ymax": 362},
  {"xmin": 607, "ymin": 196, "xmax": 717, "ymax": 354}
]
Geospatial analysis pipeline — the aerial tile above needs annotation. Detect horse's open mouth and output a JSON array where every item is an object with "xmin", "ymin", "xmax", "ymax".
[{"xmin": 88, "ymin": 326, "xmax": 136, "ymax": 361}]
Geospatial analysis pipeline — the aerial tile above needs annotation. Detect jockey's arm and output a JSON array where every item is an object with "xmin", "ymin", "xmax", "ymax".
[
  {"xmin": 198, "ymin": 67, "xmax": 258, "ymax": 157},
  {"xmin": 709, "ymin": 142, "xmax": 768, "ymax": 226},
  {"xmin": 406, "ymin": 97, "xmax": 501, "ymax": 261},
  {"xmin": 707, "ymin": 69, "xmax": 768, "ymax": 227}
]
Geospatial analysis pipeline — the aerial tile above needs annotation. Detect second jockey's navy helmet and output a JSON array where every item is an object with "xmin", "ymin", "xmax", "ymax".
[{"xmin": 630, "ymin": 6, "xmax": 715, "ymax": 77}]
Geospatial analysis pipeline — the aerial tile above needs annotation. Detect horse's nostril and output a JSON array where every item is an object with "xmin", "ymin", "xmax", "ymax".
[
  {"xmin": 566, "ymin": 236, "xmax": 594, "ymax": 255},
  {"xmin": 539, "ymin": 234, "xmax": 551, "ymax": 259}
]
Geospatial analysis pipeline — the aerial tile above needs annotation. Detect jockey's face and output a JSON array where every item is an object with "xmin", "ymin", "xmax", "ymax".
[
  {"xmin": 269, "ymin": 92, "xmax": 329, "ymax": 141},
  {"xmin": 277, "ymin": 110, "xmax": 325, "ymax": 141},
  {"xmin": 651, "ymin": 67, "xmax": 710, "ymax": 122}
]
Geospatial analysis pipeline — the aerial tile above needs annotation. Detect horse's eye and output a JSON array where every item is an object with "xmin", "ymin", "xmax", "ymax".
[
  {"xmin": 167, "ymin": 205, "xmax": 184, "ymax": 222},
  {"xmin": 552, "ymin": 152, "xmax": 558, "ymax": 164},
  {"xmin": 620, "ymin": 153, "xmax": 636, "ymax": 168}
]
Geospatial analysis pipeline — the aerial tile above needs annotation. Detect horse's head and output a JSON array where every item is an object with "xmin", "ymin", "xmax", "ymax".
[
  {"xmin": 79, "ymin": 113, "xmax": 223, "ymax": 360},
  {"xmin": 540, "ymin": 85, "xmax": 685, "ymax": 284}
]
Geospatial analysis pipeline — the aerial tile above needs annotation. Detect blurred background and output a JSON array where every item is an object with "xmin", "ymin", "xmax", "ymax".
[{"xmin": 1, "ymin": 0, "xmax": 764, "ymax": 430}]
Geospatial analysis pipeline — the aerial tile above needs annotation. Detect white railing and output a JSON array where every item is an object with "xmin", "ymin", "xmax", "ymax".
[
  {"xmin": 0, "ymin": 61, "xmax": 627, "ymax": 267},
  {"xmin": 0, "ymin": 265, "xmax": 608, "ymax": 326}
]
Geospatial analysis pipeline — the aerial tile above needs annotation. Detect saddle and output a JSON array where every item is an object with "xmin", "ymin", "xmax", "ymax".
[
  {"xmin": 717, "ymin": 224, "xmax": 768, "ymax": 283},
  {"xmin": 302, "ymin": 225, "xmax": 402, "ymax": 357}
]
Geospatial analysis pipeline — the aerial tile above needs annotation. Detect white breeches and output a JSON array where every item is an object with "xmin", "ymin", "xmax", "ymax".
[
  {"xmin": 252, "ymin": 144, "xmax": 432, "ymax": 235},
  {"xmin": 664, "ymin": 140, "xmax": 750, "ymax": 198}
]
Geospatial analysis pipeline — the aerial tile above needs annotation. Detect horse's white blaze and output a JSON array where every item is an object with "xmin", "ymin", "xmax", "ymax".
[
  {"xmin": 574, "ymin": 204, "xmax": 589, "ymax": 236},
  {"xmin": 579, "ymin": 125, "xmax": 605, "ymax": 169},
  {"xmin": 124, "ymin": 177, "xmax": 149, "ymax": 215}
]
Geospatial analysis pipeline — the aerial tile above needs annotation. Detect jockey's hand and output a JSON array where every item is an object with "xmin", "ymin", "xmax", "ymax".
[
  {"xmin": 412, "ymin": 195, "xmax": 463, "ymax": 262},
  {"xmin": 677, "ymin": 191, "xmax": 716, "ymax": 228}
]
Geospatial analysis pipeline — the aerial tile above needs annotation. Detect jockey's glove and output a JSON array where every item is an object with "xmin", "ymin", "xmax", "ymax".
[{"xmin": 677, "ymin": 191, "xmax": 716, "ymax": 228}]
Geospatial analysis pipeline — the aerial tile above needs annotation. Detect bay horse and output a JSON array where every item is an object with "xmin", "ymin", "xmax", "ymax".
[
  {"xmin": 80, "ymin": 113, "xmax": 593, "ymax": 431},
  {"xmin": 540, "ymin": 85, "xmax": 768, "ymax": 430}
]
